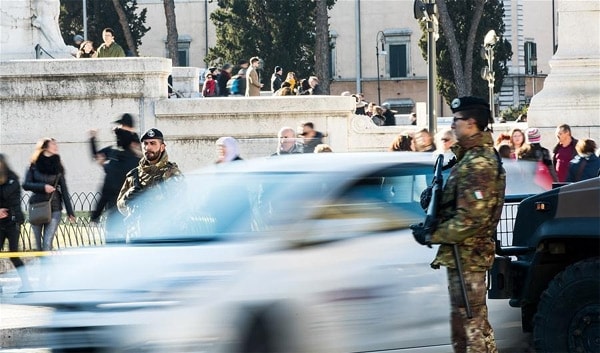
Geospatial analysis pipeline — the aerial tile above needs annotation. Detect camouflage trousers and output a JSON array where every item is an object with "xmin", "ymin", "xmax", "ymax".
[{"xmin": 447, "ymin": 268, "xmax": 497, "ymax": 353}]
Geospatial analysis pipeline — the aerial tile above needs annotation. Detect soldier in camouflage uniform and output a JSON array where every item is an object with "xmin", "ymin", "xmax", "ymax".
[
  {"xmin": 413, "ymin": 97, "xmax": 506, "ymax": 353},
  {"xmin": 117, "ymin": 128, "xmax": 182, "ymax": 240}
]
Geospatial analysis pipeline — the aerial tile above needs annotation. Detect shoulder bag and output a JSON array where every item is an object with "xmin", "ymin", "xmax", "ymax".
[{"xmin": 28, "ymin": 174, "xmax": 61, "ymax": 225}]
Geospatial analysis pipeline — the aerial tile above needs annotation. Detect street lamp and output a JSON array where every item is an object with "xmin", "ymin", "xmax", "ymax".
[
  {"xmin": 413, "ymin": 0, "xmax": 438, "ymax": 133},
  {"xmin": 376, "ymin": 30, "xmax": 387, "ymax": 106},
  {"xmin": 482, "ymin": 30, "xmax": 498, "ymax": 122}
]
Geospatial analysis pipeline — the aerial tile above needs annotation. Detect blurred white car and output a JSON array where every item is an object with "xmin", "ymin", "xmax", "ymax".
[{"xmin": 11, "ymin": 152, "xmax": 535, "ymax": 352}]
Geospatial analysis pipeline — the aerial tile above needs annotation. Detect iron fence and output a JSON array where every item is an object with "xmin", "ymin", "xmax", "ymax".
[
  {"xmin": 10, "ymin": 192, "xmax": 106, "ymax": 251},
  {"xmin": 1, "ymin": 191, "xmax": 525, "ymax": 253}
]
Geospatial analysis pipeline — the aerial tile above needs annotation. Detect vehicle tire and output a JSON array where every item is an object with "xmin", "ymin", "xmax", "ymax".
[
  {"xmin": 239, "ymin": 303, "xmax": 301, "ymax": 353},
  {"xmin": 240, "ymin": 313, "xmax": 275, "ymax": 353},
  {"xmin": 533, "ymin": 257, "xmax": 600, "ymax": 353}
]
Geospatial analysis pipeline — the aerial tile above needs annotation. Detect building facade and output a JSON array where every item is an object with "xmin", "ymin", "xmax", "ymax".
[{"xmin": 137, "ymin": 0, "xmax": 554, "ymax": 116}]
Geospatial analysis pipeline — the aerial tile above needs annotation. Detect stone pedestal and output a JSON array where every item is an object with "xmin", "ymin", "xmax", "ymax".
[{"xmin": 527, "ymin": 1, "xmax": 600, "ymax": 147}]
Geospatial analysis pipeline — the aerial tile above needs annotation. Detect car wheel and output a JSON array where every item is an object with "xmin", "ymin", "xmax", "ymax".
[
  {"xmin": 238, "ymin": 303, "xmax": 302, "ymax": 353},
  {"xmin": 533, "ymin": 257, "xmax": 600, "ymax": 353},
  {"xmin": 240, "ymin": 313, "xmax": 274, "ymax": 353}
]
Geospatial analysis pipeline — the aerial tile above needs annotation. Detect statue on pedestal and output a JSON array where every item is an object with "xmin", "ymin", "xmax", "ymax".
[{"xmin": 0, "ymin": 0, "xmax": 74, "ymax": 60}]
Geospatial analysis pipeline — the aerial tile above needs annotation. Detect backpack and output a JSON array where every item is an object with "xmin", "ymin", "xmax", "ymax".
[{"xmin": 229, "ymin": 75, "xmax": 242, "ymax": 95}]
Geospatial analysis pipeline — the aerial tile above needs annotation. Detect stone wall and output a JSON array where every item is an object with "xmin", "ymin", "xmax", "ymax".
[
  {"xmin": 0, "ymin": 57, "xmax": 171, "ymax": 193},
  {"xmin": 0, "ymin": 57, "xmax": 423, "ymax": 194}
]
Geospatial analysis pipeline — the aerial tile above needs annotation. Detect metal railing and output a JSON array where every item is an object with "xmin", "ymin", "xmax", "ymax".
[
  {"xmin": 9, "ymin": 192, "xmax": 107, "ymax": 251},
  {"xmin": 1, "ymin": 192, "xmax": 526, "ymax": 253}
]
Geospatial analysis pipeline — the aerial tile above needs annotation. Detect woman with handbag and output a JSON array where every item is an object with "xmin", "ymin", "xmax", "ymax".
[
  {"xmin": 23, "ymin": 138, "xmax": 76, "ymax": 251},
  {"xmin": 0, "ymin": 154, "xmax": 31, "ymax": 292}
]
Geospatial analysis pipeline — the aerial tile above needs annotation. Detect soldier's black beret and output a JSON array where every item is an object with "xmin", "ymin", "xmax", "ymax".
[
  {"xmin": 141, "ymin": 128, "xmax": 164, "ymax": 141},
  {"xmin": 450, "ymin": 96, "xmax": 489, "ymax": 113}
]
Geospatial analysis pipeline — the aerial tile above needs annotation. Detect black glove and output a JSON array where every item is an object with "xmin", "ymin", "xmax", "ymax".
[
  {"xmin": 410, "ymin": 223, "xmax": 432, "ymax": 247},
  {"xmin": 420, "ymin": 187, "xmax": 432, "ymax": 210}
]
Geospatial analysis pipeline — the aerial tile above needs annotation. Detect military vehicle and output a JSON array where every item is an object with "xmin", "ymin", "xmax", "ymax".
[{"xmin": 490, "ymin": 177, "xmax": 600, "ymax": 353}]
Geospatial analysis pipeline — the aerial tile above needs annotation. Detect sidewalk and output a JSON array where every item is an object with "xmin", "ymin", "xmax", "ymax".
[{"xmin": 0, "ymin": 262, "xmax": 50, "ymax": 350}]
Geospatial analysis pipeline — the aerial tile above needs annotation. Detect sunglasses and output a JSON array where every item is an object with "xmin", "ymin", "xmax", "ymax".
[{"xmin": 442, "ymin": 138, "xmax": 451, "ymax": 142}]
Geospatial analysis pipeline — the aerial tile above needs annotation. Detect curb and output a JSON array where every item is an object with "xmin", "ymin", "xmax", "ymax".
[{"xmin": 0, "ymin": 327, "xmax": 47, "ymax": 349}]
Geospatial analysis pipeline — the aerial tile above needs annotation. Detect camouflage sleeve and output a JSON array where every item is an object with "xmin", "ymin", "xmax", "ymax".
[
  {"xmin": 117, "ymin": 172, "xmax": 136, "ymax": 216},
  {"xmin": 165, "ymin": 162, "xmax": 183, "ymax": 181},
  {"xmin": 431, "ymin": 155, "xmax": 499, "ymax": 244}
]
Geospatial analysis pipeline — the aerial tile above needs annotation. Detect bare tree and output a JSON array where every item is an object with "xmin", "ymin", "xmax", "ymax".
[
  {"xmin": 111, "ymin": 0, "xmax": 138, "ymax": 56},
  {"xmin": 314, "ymin": 0, "xmax": 330, "ymax": 94},
  {"xmin": 163, "ymin": 0, "xmax": 179, "ymax": 66},
  {"xmin": 436, "ymin": 0, "xmax": 486, "ymax": 96}
]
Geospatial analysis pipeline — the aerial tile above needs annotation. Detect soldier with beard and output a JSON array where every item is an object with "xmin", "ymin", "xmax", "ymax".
[{"xmin": 117, "ymin": 128, "xmax": 182, "ymax": 240}]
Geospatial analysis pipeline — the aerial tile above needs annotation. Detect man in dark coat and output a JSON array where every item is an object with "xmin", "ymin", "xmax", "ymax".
[{"xmin": 89, "ymin": 113, "xmax": 141, "ymax": 243}]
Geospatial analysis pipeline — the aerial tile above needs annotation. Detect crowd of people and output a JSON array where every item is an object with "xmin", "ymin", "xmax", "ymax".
[
  {"xmin": 1, "ymin": 104, "xmax": 598, "ymax": 295},
  {"xmin": 385, "ymin": 121, "xmax": 598, "ymax": 185},
  {"xmin": 199, "ymin": 60, "xmax": 325, "ymax": 98}
]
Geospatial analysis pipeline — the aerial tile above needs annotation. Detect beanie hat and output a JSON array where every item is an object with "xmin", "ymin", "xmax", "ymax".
[{"xmin": 527, "ymin": 128, "xmax": 541, "ymax": 144}]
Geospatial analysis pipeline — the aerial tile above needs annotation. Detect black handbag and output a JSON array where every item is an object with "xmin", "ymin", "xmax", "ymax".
[{"xmin": 28, "ymin": 174, "xmax": 60, "ymax": 225}]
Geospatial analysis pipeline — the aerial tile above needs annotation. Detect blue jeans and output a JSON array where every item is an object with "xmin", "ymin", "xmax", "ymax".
[{"xmin": 31, "ymin": 211, "xmax": 62, "ymax": 251}]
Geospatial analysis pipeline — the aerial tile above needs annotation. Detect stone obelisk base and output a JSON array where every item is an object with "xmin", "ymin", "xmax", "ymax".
[{"xmin": 527, "ymin": 1, "xmax": 600, "ymax": 147}]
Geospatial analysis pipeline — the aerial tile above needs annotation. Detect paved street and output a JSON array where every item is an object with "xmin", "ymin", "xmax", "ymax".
[{"xmin": 0, "ymin": 261, "xmax": 50, "ymax": 351}]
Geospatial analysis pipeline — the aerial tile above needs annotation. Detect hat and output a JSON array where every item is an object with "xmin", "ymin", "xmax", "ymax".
[
  {"xmin": 527, "ymin": 128, "xmax": 541, "ymax": 144},
  {"xmin": 73, "ymin": 34, "xmax": 84, "ymax": 44},
  {"xmin": 141, "ymin": 128, "xmax": 164, "ymax": 141},
  {"xmin": 113, "ymin": 113, "xmax": 134, "ymax": 127},
  {"xmin": 450, "ymin": 96, "xmax": 489, "ymax": 113},
  {"xmin": 274, "ymin": 66, "xmax": 282, "ymax": 73}
]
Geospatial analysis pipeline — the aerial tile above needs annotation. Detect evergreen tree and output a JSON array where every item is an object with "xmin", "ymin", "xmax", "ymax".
[
  {"xmin": 59, "ymin": 0, "xmax": 150, "ymax": 55},
  {"xmin": 418, "ymin": 0, "xmax": 512, "ymax": 102},
  {"xmin": 207, "ymin": 0, "xmax": 335, "ymax": 88}
]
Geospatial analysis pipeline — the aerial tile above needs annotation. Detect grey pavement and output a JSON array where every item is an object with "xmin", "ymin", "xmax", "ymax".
[{"xmin": 0, "ymin": 260, "xmax": 50, "ymax": 351}]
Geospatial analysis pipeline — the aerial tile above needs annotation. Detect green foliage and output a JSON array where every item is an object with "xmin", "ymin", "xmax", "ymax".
[
  {"xmin": 207, "ymin": 0, "xmax": 335, "ymax": 82},
  {"xmin": 418, "ymin": 0, "xmax": 512, "ymax": 102},
  {"xmin": 59, "ymin": 0, "xmax": 150, "ymax": 55},
  {"xmin": 501, "ymin": 104, "xmax": 528, "ymax": 121}
]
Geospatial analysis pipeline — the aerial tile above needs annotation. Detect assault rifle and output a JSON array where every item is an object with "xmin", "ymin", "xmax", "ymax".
[{"xmin": 410, "ymin": 154, "xmax": 472, "ymax": 318}]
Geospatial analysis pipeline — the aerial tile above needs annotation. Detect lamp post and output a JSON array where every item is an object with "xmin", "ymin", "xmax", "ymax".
[
  {"xmin": 530, "ymin": 56, "xmax": 538, "ymax": 95},
  {"xmin": 413, "ymin": 0, "xmax": 437, "ymax": 132},
  {"xmin": 375, "ymin": 30, "xmax": 387, "ymax": 106},
  {"xmin": 83, "ymin": 0, "xmax": 88, "ymax": 40},
  {"xmin": 482, "ymin": 30, "xmax": 498, "ymax": 122}
]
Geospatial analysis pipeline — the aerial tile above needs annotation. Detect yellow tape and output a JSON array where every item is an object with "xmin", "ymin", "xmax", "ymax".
[{"xmin": 0, "ymin": 251, "xmax": 52, "ymax": 258}]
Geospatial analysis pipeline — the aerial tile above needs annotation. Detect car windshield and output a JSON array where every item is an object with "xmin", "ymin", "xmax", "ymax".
[{"xmin": 127, "ymin": 163, "xmax": 437, "ymax": 243}]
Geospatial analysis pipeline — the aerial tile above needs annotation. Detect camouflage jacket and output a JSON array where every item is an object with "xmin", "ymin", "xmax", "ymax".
[
  {"xmin": 117, "ymin": 151, "xmax": 182, "ymax": 217},
  {"xmin": 430, "ymin": 131, "xmax": 506, "ymax": 271}
]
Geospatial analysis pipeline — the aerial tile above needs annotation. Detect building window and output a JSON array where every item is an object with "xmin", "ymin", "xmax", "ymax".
[
  {"xmin": 390, "ymin": 44, "xmax": 408, "ymax": 77},
  {"xmin": 525, "ymin": 41, "xmax": 537, "ymax": 75},
  {"xmin": 384, "ymin": 29, "xmax": 412, "ymax": 78},
  {"xmin": 164, "ymin": 35, "xmax": 191, "ymax": 67}
]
